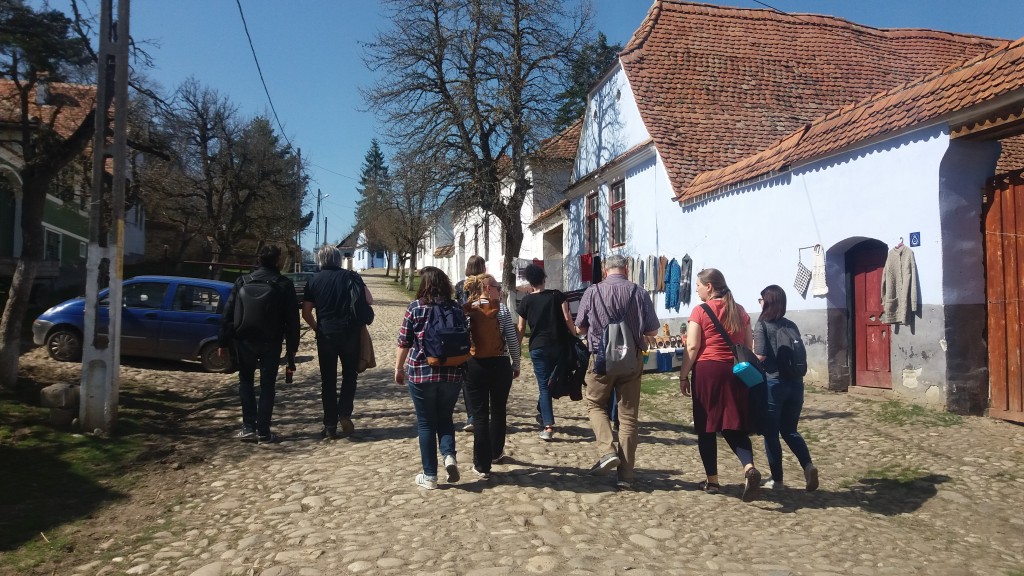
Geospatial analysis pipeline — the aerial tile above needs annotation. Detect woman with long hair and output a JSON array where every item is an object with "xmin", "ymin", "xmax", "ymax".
[
  {"xmin": 395, "ymin": 266, "xmax": 465, "ymax": 490},
  {"xmin": 753, "ymin": 284, "xmax": 818, "ymax": 491},
  {"xmin": 677, "ymin": 268, "xmax": 763, "ymax": 502},
  {"xmin": 515, "ymin": 263, "xmax": 575, "ymax": 441},
  {"xmin": 454, "ymin": 255, "xmax": 487, "ymax": 432},
  {"xmin": 462, "ymin": 273, "xmax": 521, "ymax": 478}
]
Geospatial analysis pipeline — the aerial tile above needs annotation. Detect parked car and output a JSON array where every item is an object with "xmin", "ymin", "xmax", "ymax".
[
  {"xmin": 284, "ymin": 272, "xmax": 314, "ymax": 305},
  {"xmin": 32, "ymin": 276, "xmax": 235, "ymax": 373}
]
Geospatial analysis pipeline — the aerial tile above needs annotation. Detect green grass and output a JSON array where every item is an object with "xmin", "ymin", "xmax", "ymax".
[
  {"xmin": 640, "ymin": 373, "xmax": 678, "ymax": 396},
  {"xmin": 875, "ymin": 400, "xmax": 963, "ymax": 427},
  {"xmin": 639, "ymin": 373, "xmax": 689, "ymax": 427},
  {"xmin": 0, "ymin": 375, "xmax": 194, "ymax": 571}
]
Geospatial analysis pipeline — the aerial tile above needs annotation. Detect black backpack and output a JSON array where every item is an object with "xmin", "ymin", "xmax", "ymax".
[
  {"xmin": 421, "ymin": 301, "xmax": 470, "ymax": 367},
  {"xmin": 347, "ymin": 273, "xmax": 375, "ymax": 325},
  {"xmin": 233, "ymin": 274, "xmax": 283, "ymax": 341},
  {"xmin": 763, "ymin": 320, "xmax": 808, "ymax": 380}
]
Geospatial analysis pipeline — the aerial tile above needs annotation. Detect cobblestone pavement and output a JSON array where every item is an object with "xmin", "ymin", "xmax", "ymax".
[{"xmin": 67, "ymin": 271, "xmax": 1024, "ymax": 576}]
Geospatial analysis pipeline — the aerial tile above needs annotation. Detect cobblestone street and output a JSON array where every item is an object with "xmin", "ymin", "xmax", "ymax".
[{"xmin": 40, "ymin": 271, "xmax": 1024, "ymax": 576}]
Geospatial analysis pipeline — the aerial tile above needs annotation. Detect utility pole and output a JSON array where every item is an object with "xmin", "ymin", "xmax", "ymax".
[
  {"xmin": 323, "ymin": 217, "xmax": 328, "ymax": 246},
  {"xmin": 81, "ymin": 0, "xmax": 130, "ymax": 434},
  {"xmin": 314, "ymin": 188, "xmax": 321, "ymax": 247}
]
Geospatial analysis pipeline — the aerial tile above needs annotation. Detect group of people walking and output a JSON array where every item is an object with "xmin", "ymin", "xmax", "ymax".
[{"xmin": 221, "ymin": 245, "xmax": 818, "ymax": 502}]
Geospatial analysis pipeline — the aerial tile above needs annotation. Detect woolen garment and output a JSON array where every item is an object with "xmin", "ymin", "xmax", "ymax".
[
  {"xmin": 516, "ymin": 289, "xmax": 567, "ymax": 351},
  {"xmin": 811, "ymin": 245, "xmax": 828, "ymax": 296},
  {"xmin": 692, "ymin": 359, "xmax": 753, "ymax": 433},
  {"xmin": 580, "ymin": 254, "xmax": 593, "ymax": 282},
  {"xmin": 680, "ymin": 254, "xmax": 693, "ymax": 306},
  {"xmin": 664, "ymin": 258, "xmax": 681, "ymax": 312},
  {"xmin": 626, "ymin": 257, "xmax": 635, "ymax": 283},
  {"xmin": 591, "ymin": 255, "xmax": 603, "ymax": 285},
  {"xmin": 575, "ymin": 274, "xmax": 661, "ymax": 354},
  {"xmin": 638, "ymin": 259, "xmax": 646, "ymax": 290},
  {"xmin": 646, "ymin": 255, "xmax": 657, "ymax": 292},
  {"xmin": 880, "ymin": 245, "xmax": 920, "ymax": 325},
  {"xmin": 657, "ymin": 256, "xmax": 668, "ymax": 293}
]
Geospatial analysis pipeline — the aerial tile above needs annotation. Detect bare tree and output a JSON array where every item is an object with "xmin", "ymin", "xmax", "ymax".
[{"xmin": 363, "ymin": 0, "xmax": 590, "ymax": 294}]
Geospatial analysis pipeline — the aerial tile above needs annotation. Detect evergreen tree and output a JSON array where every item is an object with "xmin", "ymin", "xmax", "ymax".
[{"xmin": 552, "ymin": 32, "xmax": 623, "ymax": 133}]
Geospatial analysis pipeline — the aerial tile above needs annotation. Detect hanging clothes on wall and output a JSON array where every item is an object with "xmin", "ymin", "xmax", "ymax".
[
  {"xmin": 811, "ymin": 245, "xmax": 828, "ymax": 296},
  {"xmin": 680, "ymin": 253, "xmax": 693, "ymax": 306},
  {"xmin": 646, "ymin": 255, "xmax": 657, "ymax": 292},
  {"xmin": 881, "ymin": 244, "xmax": 920, "ymax": 325},
  {"xmin": 638, "ymin": 259, "xmax": 646, "ymax": 290},
  {"xmin": 664, "ymin": 258, "xmax": 681, "ymax": 312},
  {"xmin": 580, "ymin": 253, "xmax": 593, "ymax": 282},
  {"xmin": 592, "ymin": 254, "xmax": 603, "ymax": 285},
  {"xmin": 657, "ymin": 255, "xmax": 668, "ymax": 293}
]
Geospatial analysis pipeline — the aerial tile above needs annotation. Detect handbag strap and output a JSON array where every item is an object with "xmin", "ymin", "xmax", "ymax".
[{"xmin": 699, "ymin": 302, "xmax": 739, "ymax": 361}]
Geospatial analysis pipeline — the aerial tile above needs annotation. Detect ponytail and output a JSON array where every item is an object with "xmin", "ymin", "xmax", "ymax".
[{"xmin": 697, "ymin": 268, "xmax": 743, "ymax": 333}]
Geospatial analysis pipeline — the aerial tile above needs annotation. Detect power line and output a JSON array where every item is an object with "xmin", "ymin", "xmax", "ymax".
[
  {"xmin": 749, "ymin": 0, "xmax": 819, "ymax": 26},
  {"xmin": 311, "ymin": 162, "xmax": 361, "ymax": 182},
  {"xmin": 234, "ymin": 0, "xmax": 291, "ymax": 147}
]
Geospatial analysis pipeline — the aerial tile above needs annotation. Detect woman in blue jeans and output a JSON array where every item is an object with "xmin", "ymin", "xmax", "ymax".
[
  {"xmin": 395, "ymin": 267, "xmax": 465, "ymax": 490},
  {"xmin": 753, "ymin": 284, "xmax": 819, "ymax": 491},
  {"xmin": 516, "ymin": 264, "xmax": 575, "ymax": 441}
]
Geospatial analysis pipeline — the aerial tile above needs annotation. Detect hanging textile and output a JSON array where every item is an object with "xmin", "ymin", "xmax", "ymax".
[
  {"xmin": 627, "ymin": 256, "xmax": 636, "ymax": 283},
  {"xmin": 664, "ymin": 258, "xmax": 681, "ymax": 312},
  {"xmin": 880, "ymin": 245, "xmax": 920, "ymax": 325},
  {"xmin": 680, "ymin": 254, "xmax": 693, "ymax": 306},
  {"xmin": 657, "ymin": 256, "xmax": 668, "ymax": 293},
  {"xmin": 580, "ymin": 253, "xmax": 593, "ymax": 282},
  {"xmin": 811, "ymin": 245, "xmax": 828, "ymax": 296},
  {"xmin": 646, "ymin": 255, "xmax": 657, "ymax": 292},
  {"xmin": 638, "ymin": 259, "xmax": 646, "ymax": 290},
  {"xmin": 592, "ymin": 255, "xmax": 603, "ymax": 285}
]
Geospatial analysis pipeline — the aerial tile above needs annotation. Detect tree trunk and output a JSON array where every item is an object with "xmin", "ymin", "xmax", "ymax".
[
  {"xmin": 406, "ymin": 250, "xmax": 418, "ymax": 292},
  {"xmin": 385, "ymin": 251, "xmax": 393, "ymax": 277},
  {"xmin": 0, "ymin": 178, "xmax": 47, "ymax": 388}
]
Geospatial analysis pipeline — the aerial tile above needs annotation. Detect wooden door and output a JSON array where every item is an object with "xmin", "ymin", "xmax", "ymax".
[
  {"xmin": 850, "ymin": 242, "xmax": 892, "ymax": 388},
  {"xmin": 984, "ymin": 170, "xmax": 1024, "ymax": 423}
]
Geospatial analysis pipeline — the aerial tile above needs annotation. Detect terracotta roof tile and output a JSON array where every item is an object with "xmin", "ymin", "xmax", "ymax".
[
  {"xmin": 683, "ymin": 37, "xmax": 1024, "ymax": 201},
  {"xmin": 530, "ymin": 199, "xmax": 569, "ymax": 227},
  {"xmin": 618, "ymin": 1, "xmax": 1007, "ymax": 200},
  {"xmin": 433, "ymin": 244, "xmax": 455, "ymax": 258},
  {"xmin": 0, "ymin": 80, "xmax": 96, "ymax": 140}
]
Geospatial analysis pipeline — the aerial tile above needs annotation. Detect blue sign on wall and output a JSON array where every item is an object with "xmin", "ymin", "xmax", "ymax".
[{"xmin": 909, "ymin": 232, "xmax": 921, "ymax": 247}]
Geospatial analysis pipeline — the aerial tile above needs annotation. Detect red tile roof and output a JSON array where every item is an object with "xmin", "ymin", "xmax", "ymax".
[
  {"xmin": 682, "ymin": 37, "xmax": 1024, "ymax": 201},
  {"xmin": 433, "ymin": 244, "xmax": 455, "ymax": 258},
  {"xmin": 535, "ymin": 119, "xmax": 582, "ymax": 161},
  {"xmin": 530, "ymin": 199, "xmax": 569, "ymax": 227},
  {"xmin": 620, "ymin": 1, "xmax": 1008, "ymax": 201},
  {"xmin": 0, "ymin": 80, "xmax": 96, "ymax": 140}
]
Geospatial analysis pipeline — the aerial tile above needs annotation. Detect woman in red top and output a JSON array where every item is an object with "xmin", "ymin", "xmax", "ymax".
[{"xmin": 678, "ymin": 268, "xmax": 763, "ymax": 502}]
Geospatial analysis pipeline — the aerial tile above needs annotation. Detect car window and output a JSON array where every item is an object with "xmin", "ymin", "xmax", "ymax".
[
  {"xmin": 172, "ymin": 284, "xmax": 222, "ymax": 313},
  {"xmin": 122, "ymin": 282, "xmax": 168, "ymax": 309}
]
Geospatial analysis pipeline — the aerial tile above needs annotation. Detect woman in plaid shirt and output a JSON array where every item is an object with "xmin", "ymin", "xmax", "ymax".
[{"xmin": 395, "ymin": 267, "xmax": 465, "ymax": 490}]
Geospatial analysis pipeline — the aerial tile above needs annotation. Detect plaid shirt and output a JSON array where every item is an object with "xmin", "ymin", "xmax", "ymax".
[{"xmin": 397, "ymin": 299, "xmax": 464, "ymax": 384}]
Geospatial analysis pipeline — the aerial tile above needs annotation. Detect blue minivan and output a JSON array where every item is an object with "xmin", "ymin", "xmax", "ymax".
[{"xmin": 32, "ymin": 275, "xmax": 235, "ymax": 373}]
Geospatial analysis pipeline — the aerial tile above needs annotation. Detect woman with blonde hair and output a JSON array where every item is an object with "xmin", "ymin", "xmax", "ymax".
[
  {"xmin": 461, "ymin": 273, "xmax": 521, "ymax": 479},
  {"xmin": 677, "ymin": 268, "xmax": 763, "ymax": 502}
]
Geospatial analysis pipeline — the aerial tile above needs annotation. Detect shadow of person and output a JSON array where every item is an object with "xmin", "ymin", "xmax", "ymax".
[{"xmin": 759, "ymin": 473, "xmax": 951, "ymax": 514}]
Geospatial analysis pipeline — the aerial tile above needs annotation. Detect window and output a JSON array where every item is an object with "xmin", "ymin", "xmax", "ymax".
[
  {"xmin": 122, "ymin": 282, "xmax": 168, "ymax": 309},
  {"xmin": 609, "ymin": 180, "xmax": 625, "ymax": 247},
  {"xmin": 44, "ymin": 229, "xmax": 61, "ymax": 262},
  {"xmin": 79, "ymin": 242, "xmax": 87, "ymax": 259},
  {"xmin": 173, "ymin": 284, "xmax": 222, "ymax": 313},
  {"xmin": 586, "ymin": 192, "xmax": 599, "ymax": 255}
]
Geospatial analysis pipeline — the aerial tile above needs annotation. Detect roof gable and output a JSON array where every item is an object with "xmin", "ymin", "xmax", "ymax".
[{"xmin": 619, "ymin": 0, "xmax": 1008, "ymax": 199}]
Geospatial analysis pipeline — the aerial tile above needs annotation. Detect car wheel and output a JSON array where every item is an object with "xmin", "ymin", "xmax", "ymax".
[
  {"xmin": 200, "ymin": 342, "xmax": 233, "ymax": 373},
  {"xmin": 46, "ymin": 328, "xmax": 82, "ymax": 362}
]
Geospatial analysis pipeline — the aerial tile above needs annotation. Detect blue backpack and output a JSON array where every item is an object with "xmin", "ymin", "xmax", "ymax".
[{"xmin": 422, "ymin": 301, "xmax": 471, "ymax": 367}]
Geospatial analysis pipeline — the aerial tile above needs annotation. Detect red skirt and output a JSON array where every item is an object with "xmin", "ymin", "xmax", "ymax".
[{"xmin": 692, "ymin": 359, "xmax": 752, "ymax": 434}]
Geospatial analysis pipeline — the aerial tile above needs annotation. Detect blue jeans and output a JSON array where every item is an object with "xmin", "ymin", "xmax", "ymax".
[
  {"xmin": 236, "ymin": 339, "xmax": 282, "ymax": 436},
  {"xmin": 407, "ymin": 378, "xmax": 461, "ymax": 477},
  {"xmin": 530, "ymin": 347, "xmax": 559, "ymax": 427},
  {"xmin": 763, "ymin": 376, "xmax": 813, "ymax": 483},
  {"xmin": 316, "ymin": 329, "xmax": 360, "ymax": 429}
]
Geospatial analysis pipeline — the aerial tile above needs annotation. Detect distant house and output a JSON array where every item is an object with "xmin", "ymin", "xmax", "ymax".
[
  {"xmin": 536, "ymin": 0, "xmax": 1014, "ymax": 414},
  {"xmin": 0, "ymin": 79, "xmax": 145, "ymax": 293},
  {"xmin": 338, "ymin": 230, "xmax": 388, "ymax": 271}
]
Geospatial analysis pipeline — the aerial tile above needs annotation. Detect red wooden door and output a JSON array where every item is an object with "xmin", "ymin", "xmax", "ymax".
[
  {"xmin": 984, "ymin": 170, "xmax": 1024, "ymax": 423},
  {"xmin": 851, "ymin": 242, "xmax": 892, "ymax": 388}
]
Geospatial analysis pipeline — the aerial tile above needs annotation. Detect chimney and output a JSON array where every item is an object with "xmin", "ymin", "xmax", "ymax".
[{"xmin": 35, "ymin": 71, "xmax": 50, "ymax": 106}]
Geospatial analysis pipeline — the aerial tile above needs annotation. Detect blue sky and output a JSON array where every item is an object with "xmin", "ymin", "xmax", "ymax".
[{"xmin": 39, "ymin": 1, "xmax": 1024, "ymax": 250}]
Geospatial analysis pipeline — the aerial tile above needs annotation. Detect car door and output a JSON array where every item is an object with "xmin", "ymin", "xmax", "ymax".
[
  {"xmin": 160, "ymin": 281, "xmax": 225, "ymax": 359},
  {"xmin": 118, "ymin": 281, "xmax": 170, "ymax": 357}
]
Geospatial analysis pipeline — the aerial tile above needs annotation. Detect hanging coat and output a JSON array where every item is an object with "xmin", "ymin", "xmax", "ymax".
[
  {"xmin": 664, "ymin": 258, "xmax": 681, "ymax": 312},
  {"xmin": 880, "ymin": 245, "xmax": 919, "ymax": 325},
  {"xmin": 680, "ymin": 254, "xmax": 693, "ymax": 306}
]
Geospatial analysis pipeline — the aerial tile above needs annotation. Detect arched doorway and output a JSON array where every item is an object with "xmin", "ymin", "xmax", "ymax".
[{"xmin": 847, "ymin": 239, "xmax": 891, "ymax": 389}]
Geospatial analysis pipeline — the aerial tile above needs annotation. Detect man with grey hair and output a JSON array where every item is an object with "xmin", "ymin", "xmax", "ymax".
[
  {"xmin": 302, "ymin": 245, "xmax": 374, "ymax": 439},
  {"xmin": 575, "ymin": 253, "xmax": 659, "ymax": 490}
]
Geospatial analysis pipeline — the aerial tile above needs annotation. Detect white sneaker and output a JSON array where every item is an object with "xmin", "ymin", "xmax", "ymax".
[
  {"xmin": 538, "ymin": 427, "xmax": 553, "ymax": 441},
  {"xmin": 472, "ymin": 467, "xmax": 490, "ymax": 480},
  {"xmin": 763, "ymin": 478, "xmax": 784, "ymax": 490},
  {"xmin": 444, "ymin": 454, "xmax": 460, "ymax": 483},
  {"xmin": 415, "ymin": 473, "xmax": 437, "ymax": 490}
]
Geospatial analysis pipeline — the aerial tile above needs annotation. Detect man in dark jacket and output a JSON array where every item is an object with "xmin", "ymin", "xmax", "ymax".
[
  {"xmin": 302, "ymin": 245, "xmax": 374, "ymax": 439},
  {"xmin": 219, "ymin": 244, "xmax": 300, "ymax": 444}
]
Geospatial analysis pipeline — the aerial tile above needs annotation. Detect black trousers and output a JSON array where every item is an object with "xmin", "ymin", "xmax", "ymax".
[
  {"xmin": 236, "ymin": 339, "xmax": 282, "ymax": 435},
  {"xmin": 316, "ymin": 329, "xmax": 361, "ymax": 429},
  {"xmin": 463, "ymin": 356, "xmax": 513, "ymax": 472}
]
